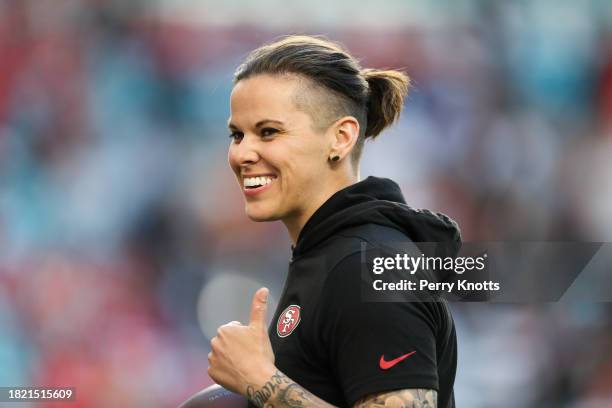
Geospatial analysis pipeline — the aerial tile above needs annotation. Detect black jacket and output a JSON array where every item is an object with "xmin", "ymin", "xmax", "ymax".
[{"xmin": 269, "ymin": 176, "xmax": 460, "ymax": 407}]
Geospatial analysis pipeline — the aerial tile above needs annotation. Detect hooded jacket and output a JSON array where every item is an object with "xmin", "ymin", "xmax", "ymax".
[{"xmin": 268, "ymin": 176, "xmax": 460, "ymax": 408}]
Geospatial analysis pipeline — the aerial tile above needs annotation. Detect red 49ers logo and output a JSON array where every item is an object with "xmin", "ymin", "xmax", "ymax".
[{"xmin": 276, "ymin": 305, "xmax": 301, "ymax": 338}]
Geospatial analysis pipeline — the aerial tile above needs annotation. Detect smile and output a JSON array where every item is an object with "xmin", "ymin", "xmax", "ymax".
[{"xmin": 243, "ymin": 175, "xmax": 277, "ymax": 196}]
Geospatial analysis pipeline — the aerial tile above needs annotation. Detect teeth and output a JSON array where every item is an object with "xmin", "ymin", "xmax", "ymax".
[{"xmin": 243, "ymin": 176, "xmax": 274, "ymax": 188}]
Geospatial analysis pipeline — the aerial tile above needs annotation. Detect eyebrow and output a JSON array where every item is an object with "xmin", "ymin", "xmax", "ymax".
[{"xmin": 227, "ymin": 119, "xmax": 285, "ymax": 130}]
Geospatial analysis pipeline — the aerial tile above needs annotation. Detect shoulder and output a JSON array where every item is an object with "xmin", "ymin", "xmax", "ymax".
[
  {"xmin": 335, "ymin": 223, "xmax": 413, "ymax": 247},
  {"xmin": 317, "ymin": 242, "xmax": 452, "ymax": 335},
  {"xmin": 312, "ymin": 223, "xmax": 417, "ymax": 270},
  {"xmin": 319, "ymin": 223, "xmax": 423, "ymax": 283},
  {"xmin": 319, "ymin": 249, "xmax": 438, "ymax": 319}
]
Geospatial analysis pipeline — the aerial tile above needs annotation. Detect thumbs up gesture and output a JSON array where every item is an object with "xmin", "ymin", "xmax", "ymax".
[{"xmin": 208, "ymin": 288, "xmax": 276, "ymax": 395}]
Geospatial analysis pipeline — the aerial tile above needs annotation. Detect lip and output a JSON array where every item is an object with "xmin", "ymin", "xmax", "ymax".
[
  {"xmin": 242, "ymin": 173, "xmax": 277, "ymax": 178},
  {"xmin": 242, "ymin": 174, "xmax": 277, "ymax": 197}
]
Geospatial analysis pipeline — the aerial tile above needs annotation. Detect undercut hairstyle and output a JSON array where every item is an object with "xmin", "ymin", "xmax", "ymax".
[{"xmin": 233, "ymin": 35, "xmax": 410, "ymax": 165}]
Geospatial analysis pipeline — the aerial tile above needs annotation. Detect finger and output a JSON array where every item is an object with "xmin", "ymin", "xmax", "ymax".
[{"xmin": 249, "ymin": 287, "xmax": 269, "ymax": 329}]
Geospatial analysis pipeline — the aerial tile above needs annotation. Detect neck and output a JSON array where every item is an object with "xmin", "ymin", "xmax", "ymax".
[{"xmin": 284, "ymin": 173, "xmax": 359, "ymax": 247}]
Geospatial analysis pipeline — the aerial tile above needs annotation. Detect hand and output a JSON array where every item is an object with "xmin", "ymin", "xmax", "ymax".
[{"xmin": 208, "ymin": 287, "xmax": 276, "ymax": 395}]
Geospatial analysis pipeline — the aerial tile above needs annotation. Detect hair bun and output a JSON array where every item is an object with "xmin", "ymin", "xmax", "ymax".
[{"xmin": 362, "ymin": 69, "xmax": 410, "ymax": 139}]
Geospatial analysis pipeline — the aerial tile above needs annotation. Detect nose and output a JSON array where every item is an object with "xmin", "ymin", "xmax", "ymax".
[{"xmin": 229, "ymin": 134, "xmax": 260, "ymax": 168}]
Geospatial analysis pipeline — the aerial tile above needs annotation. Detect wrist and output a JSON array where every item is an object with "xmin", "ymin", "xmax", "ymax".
[{"xmin": 244, "ymin": 362, "xmax": 277, "ymax": 396}]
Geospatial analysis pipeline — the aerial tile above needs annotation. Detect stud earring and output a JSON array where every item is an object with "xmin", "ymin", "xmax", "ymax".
[{"xmin": 330, "ymin": 155, "xmax": 340, "ymax": 162}]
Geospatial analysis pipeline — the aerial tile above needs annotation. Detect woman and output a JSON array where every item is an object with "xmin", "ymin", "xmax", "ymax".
[{"xmin": 207, "ymin": 35, "xmax": 460, "ymax": 408}]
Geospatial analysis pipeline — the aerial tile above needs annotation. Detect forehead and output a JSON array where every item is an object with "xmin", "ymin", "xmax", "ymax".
[{"xmin": 229, "ymin": 74, "xmax": 304, "ymax": 122}]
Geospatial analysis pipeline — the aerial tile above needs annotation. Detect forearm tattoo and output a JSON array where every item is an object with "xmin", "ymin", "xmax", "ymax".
[
  {"xmin": 246, "ymin": 371, "xmax": 436, "ymax": 408},
  {"xmin": 246, "ymin": 370, "xmax": 334, "ymax": 407},
  {"xmin": 354, "ymin": 389, "xmax": 437, "ymax": 408}
]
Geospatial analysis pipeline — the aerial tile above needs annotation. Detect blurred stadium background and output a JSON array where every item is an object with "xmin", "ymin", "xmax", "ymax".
[{"xmin": 1, "ymin": 0, "xmax": 612, "ymax": 407}]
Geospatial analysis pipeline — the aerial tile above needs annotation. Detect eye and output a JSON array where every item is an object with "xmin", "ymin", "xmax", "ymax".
[
  {"xmin": 228, "ymin": 131, "xmax": 244, "ymax": 142},
  {"xmin": 261, "ymin": 128, "xmax": 278, "ymax": 138}
]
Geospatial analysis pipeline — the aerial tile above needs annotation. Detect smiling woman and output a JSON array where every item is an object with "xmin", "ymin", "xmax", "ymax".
[
  {"xmin": 183, "ymin": 35, "xmax": 461, "ymax": 408},
  {"xmin": 227, "ymin": 73, "xmax": 337, "ymax": 229}
]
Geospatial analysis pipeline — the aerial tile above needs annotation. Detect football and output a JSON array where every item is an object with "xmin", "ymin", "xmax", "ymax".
[{"xmin": 178, "ymin": 384, "xmax": 248, "ymax": 408}]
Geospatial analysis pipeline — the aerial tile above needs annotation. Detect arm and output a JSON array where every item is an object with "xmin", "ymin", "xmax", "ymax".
[
  {"xmin": 354, "ymin": 389, "xmax": 437, "ymax": 408},
  {"xmin": 246, "ymin": 368, "xmax": 437, "ymax": 408},
  {"xmin": 245, "ymin": 369, "xmax": 437, "ymax": 408},
  {"xmin": 245, "ymin": 369, "xmax": 335, "ymax": 407}
]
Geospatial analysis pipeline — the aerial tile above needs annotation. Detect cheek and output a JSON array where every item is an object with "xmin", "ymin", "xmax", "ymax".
[
  {"xmin": 227, "ymin": 145, "xmax": 236, "ymax": 165},
  {"xmin": 280, "ymin": 158, "xmax": 326, "ymax": 203},
  {"xmin": 281, "ymin": 138, "xmax": 326, "ymax": 176},
  {"xmin": 227, "ymin": 147, "xmax": 240, "ymax": 175}
]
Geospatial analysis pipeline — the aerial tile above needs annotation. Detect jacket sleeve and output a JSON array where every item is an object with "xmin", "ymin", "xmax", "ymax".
[{"xmin": 318, "ymin": 251, "xmax": 441, "ymax": 406}]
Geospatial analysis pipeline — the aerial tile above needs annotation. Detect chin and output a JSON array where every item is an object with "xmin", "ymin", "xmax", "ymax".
[{"xmin": 244, "ymin": 204, "xmax": 280, "ymax": 222}]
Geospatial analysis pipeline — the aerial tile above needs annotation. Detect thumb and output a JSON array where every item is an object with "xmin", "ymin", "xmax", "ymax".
[{"xmin": 249, "ymin": 287, "xmax": 269, "ymax": 329}]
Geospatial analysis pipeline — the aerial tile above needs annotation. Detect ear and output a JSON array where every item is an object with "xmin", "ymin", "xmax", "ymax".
[{"xmin": 329, "ymin": 116, "xmax": 360, "ymax": 160}]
